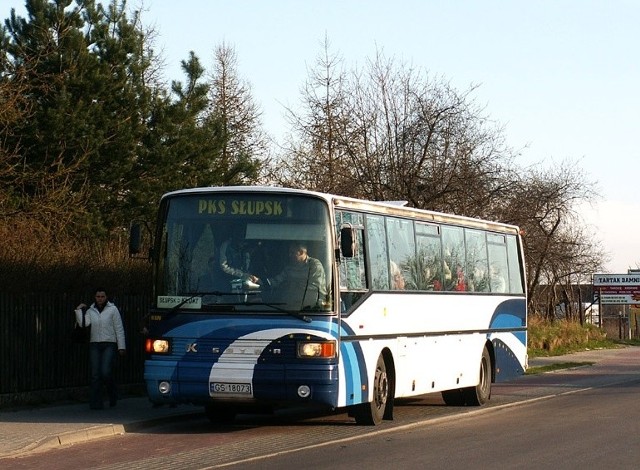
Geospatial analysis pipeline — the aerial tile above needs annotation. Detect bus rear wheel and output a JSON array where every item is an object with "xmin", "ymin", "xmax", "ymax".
[
  {"xmin": 353, "ymin": 355, "xmax": 389, "ymax": 425},
  {"xmin": 462, "ymin": 347, "xmax": 492, "ymax": 406}
]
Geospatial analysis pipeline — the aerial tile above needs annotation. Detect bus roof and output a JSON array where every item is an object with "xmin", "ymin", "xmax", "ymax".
[{"xmin": 161, "ymin": 186, "xmax": 521, "ymax": 235}]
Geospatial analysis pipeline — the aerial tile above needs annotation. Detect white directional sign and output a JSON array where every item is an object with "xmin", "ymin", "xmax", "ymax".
[{"xmin": 593, "ymin": 274, "xmax": 640, "ymax": 305}]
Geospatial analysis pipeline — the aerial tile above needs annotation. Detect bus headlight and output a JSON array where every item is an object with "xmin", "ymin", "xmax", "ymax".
[
  {"xmin": 146, "ymin": 338, "xmax": 171, "ymax": 354},
  {"xmin": 297, "ymin": 340, "xmax": 336, "ymax": 358}
]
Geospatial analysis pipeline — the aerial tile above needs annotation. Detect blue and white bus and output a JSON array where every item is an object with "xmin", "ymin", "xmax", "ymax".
[{"xmin": 134, "ymin": 186, "xmax": 527, "ymax": 425}]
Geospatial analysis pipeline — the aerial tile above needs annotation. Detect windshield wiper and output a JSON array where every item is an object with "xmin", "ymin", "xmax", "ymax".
[{"xmin": 240, "ymin": 301, "xmax": 313, "ymax": 323}]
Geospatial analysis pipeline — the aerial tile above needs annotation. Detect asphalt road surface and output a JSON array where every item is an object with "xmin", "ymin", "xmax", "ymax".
[{"xmin": 3, "ymin": 347, "xmax": 639, "ymax": 469}]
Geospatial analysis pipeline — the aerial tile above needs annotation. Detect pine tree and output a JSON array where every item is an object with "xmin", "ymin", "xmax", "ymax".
[{"xmin": 1, "ymin": 0, "xmax": 157, "ymax": 234}]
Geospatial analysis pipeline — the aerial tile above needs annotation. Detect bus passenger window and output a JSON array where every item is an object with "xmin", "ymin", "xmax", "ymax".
[
  {"xmin": 336, "ymin": 211, "xmax": 367, "ymax": 313},
  {"xmin": 366, "ymin": 215, "xmax": 389, "ymax": 290},
  {"xmin": 386, "ymin": 217, "xmax": 415, "ymax": 290},
  {"xmin": 487, "ymin": 239, "xmax": 509, "ymax": 294},
  {"xmin": 464, "ymin": 229, "xmax": 489, "ymax": 292},
  {"xmin": 506, "ymin": 235, "xmax": 524, "ymax": 294},
  {"xmin": 416, "ymin": 223, "xmax": 443, "ymax": 291},
  {"xmin": 441, "ymin": 226, "xmax": 465, "ymax": 292}
]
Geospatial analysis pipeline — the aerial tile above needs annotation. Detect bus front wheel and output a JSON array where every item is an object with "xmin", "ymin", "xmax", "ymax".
[
  {"xmin": 353, "ymin": 355, "xmax": 389, "ymax": 425},
  {"xmin": 205, "ymin": 403, "xmax": 236, "ymax": 424},
  {"xmin": 441, "ymin": 388, "xmax": 466, "ymax": 406}
]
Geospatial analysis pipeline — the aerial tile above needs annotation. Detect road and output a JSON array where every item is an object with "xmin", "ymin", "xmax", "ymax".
[
  {"xmin": 224, "ymin": 377, "xmax": 640, "ymax": 469},
  {"xmin": 3, "ymin": 347, "xmax": 640, "ymax": 469}
]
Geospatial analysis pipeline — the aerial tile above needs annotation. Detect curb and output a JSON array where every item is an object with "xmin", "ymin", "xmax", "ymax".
[
  {"xmin": 1, "ymin": 410, "xmax": 203, "ymax": 459},
  {"xmin": 3, "ymin": 424, "xmax": 126, "ymax": 459}
]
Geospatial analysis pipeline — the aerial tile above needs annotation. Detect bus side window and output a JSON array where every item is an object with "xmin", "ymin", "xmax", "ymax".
[
  {"xmin": 386, "ymin": 217, "xmax": 414, "ymax": 290},
  {"xmin": 464, "ymin": 229, "xmax": 489, "ymax": 293},
  {"xmin": 441, "ymin": 226, "xmax": 465, "ymax": 292},
  {"xmin": 506, "ymin": 235, "xmax": 524, "ymax": 294},
  {"xmin": 366, "ymin": 214, "xmax": 389, "ymax": 290},
  {"xmin": 339, "ymin": 230, "xmax": 367, "ymax": 312},
  {"xmin": 415, "ymin": 223, "xmax": 443, "ymax": 291},
  {"xmin": 487, "ymin": 234, "xmax": 509, "ymax": 294},
  {"xmin": 336, "ymin": 211, "xmax": 367, "ymax": 313}
]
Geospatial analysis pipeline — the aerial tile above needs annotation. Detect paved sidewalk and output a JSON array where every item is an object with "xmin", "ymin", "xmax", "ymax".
[
  {"xmin": 0, "ymin": 396, "xmax": 202, "ymax": 458},
  {"xmin": 0, "ymin": 347, "xmax": 628, "ymax": 459}
]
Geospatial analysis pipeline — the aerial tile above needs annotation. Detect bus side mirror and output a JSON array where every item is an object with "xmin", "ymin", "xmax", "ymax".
[
  {"xmin": 340, "ymin": 226, "xmax": 356, "ymax": 258},
  {"xmin": 129, "ymin": 223, "xmax": 142, "ymax": 256}
]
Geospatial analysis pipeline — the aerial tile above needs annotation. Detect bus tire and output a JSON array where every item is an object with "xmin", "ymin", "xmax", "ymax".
[
  {"xmin": 462, "ymin": 347, "xmax": 492, "ymax": 406},
  {"xmin": 205, "ymin": 403, "xmax": 236, "ymax": 424},
  {"xmin": 354, "ymin": 355, "xmax": 389, "ymax": 425},
  {"xmin": 441, "ymin": 388, "xmax": 466, "ymax": 406}
]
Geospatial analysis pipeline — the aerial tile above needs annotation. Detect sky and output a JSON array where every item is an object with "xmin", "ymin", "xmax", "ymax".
[{"xmin": 6, "ymin": 0, "xmax": 639, "ymax": 273}]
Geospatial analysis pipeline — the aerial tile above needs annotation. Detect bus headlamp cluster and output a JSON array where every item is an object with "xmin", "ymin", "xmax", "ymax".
[
  {"xmin": 145, "ymin": 338, "xmax": 171, "ymax": 354},
  {"xmin": 297, "ymin": 340, "xmax": 336, "ymax": 358}
]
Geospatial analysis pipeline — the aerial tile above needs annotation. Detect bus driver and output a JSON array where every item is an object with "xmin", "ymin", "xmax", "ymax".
[{"xmin": 263, "ymin": 242, "xmax": 327, "ymax": 309}]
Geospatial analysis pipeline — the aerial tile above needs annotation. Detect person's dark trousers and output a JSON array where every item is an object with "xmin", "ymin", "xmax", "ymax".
[{"xmin": 89, "ymin": 342, "xmax": 118, "ymax": 409}]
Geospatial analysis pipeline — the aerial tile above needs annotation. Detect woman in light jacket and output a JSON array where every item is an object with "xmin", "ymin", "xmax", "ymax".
[{"xmin": 75, "ymin": 288, "xmax": 126, "ymax": 410}]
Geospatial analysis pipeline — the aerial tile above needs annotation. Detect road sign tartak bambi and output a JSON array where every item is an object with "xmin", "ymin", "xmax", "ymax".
[{"xmin": 593, "ymin": 274, "xmax": 640, "ymax": 304}]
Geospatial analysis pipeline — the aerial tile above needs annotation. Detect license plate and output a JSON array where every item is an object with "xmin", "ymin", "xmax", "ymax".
[{"xmin": 210, "ymin": 382, "xmax": 252, "ymax": 394}]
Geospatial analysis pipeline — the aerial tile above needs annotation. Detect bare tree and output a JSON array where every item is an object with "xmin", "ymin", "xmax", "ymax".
[
  {"xmin": 275, "ymin": 36, "xmax": 355, "ymax": 193},
  {"xmin": 280, "ymin": 46, "xmax": 515, "ymax": 215},
  {"xmin": 499, "ymin": 161, "xmax": 605, "ymax": 315}
]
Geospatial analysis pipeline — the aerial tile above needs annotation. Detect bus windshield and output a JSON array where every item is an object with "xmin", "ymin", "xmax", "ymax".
[{"xmin": 154, "ymin": 192, "xmax": 334, "ymax": 314}]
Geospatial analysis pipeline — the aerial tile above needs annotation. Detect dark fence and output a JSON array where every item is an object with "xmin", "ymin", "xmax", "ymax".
[{"xmin": 0, "ymin": 292, "xmax": 151, "ymax": 407}]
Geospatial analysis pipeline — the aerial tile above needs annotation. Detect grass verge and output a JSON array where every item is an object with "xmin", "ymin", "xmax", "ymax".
[
  {"xmin": 526, "ymin": 316, "xmax": 637, "ymax": 358},
  {"xmin": 525, "ymin": 316, "xmax": 640, "ymax": 374},
  {"xmin": 525, "ymin": 361, "xmax": 595, "ymax": 375}
]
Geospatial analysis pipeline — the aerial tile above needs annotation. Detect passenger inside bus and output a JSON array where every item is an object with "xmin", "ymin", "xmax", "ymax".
[
  {"xmin": 489, "ymin": 265, "xmax": 507, "ymax": 293},
  {"xmin": 390, "ymin": 261, "xmax": 406, "ymax": 290},
  {"xmin": 219, "ymin": 229, "xmax": 260, "ymax": 285},
  {"xmin": 454, "ymin": 265, "xmax": 467, "ymax": 291},
  {"xmin": 422, "ymin": 265, "xmax": 443, "ymax": 291},
  {"xmin": 442, "ymin": 260, "xmax": 466, "ymax": 292},
  {"xmin": 196, "ymin": 255, "xmax": 227, "ymax": 292}
]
